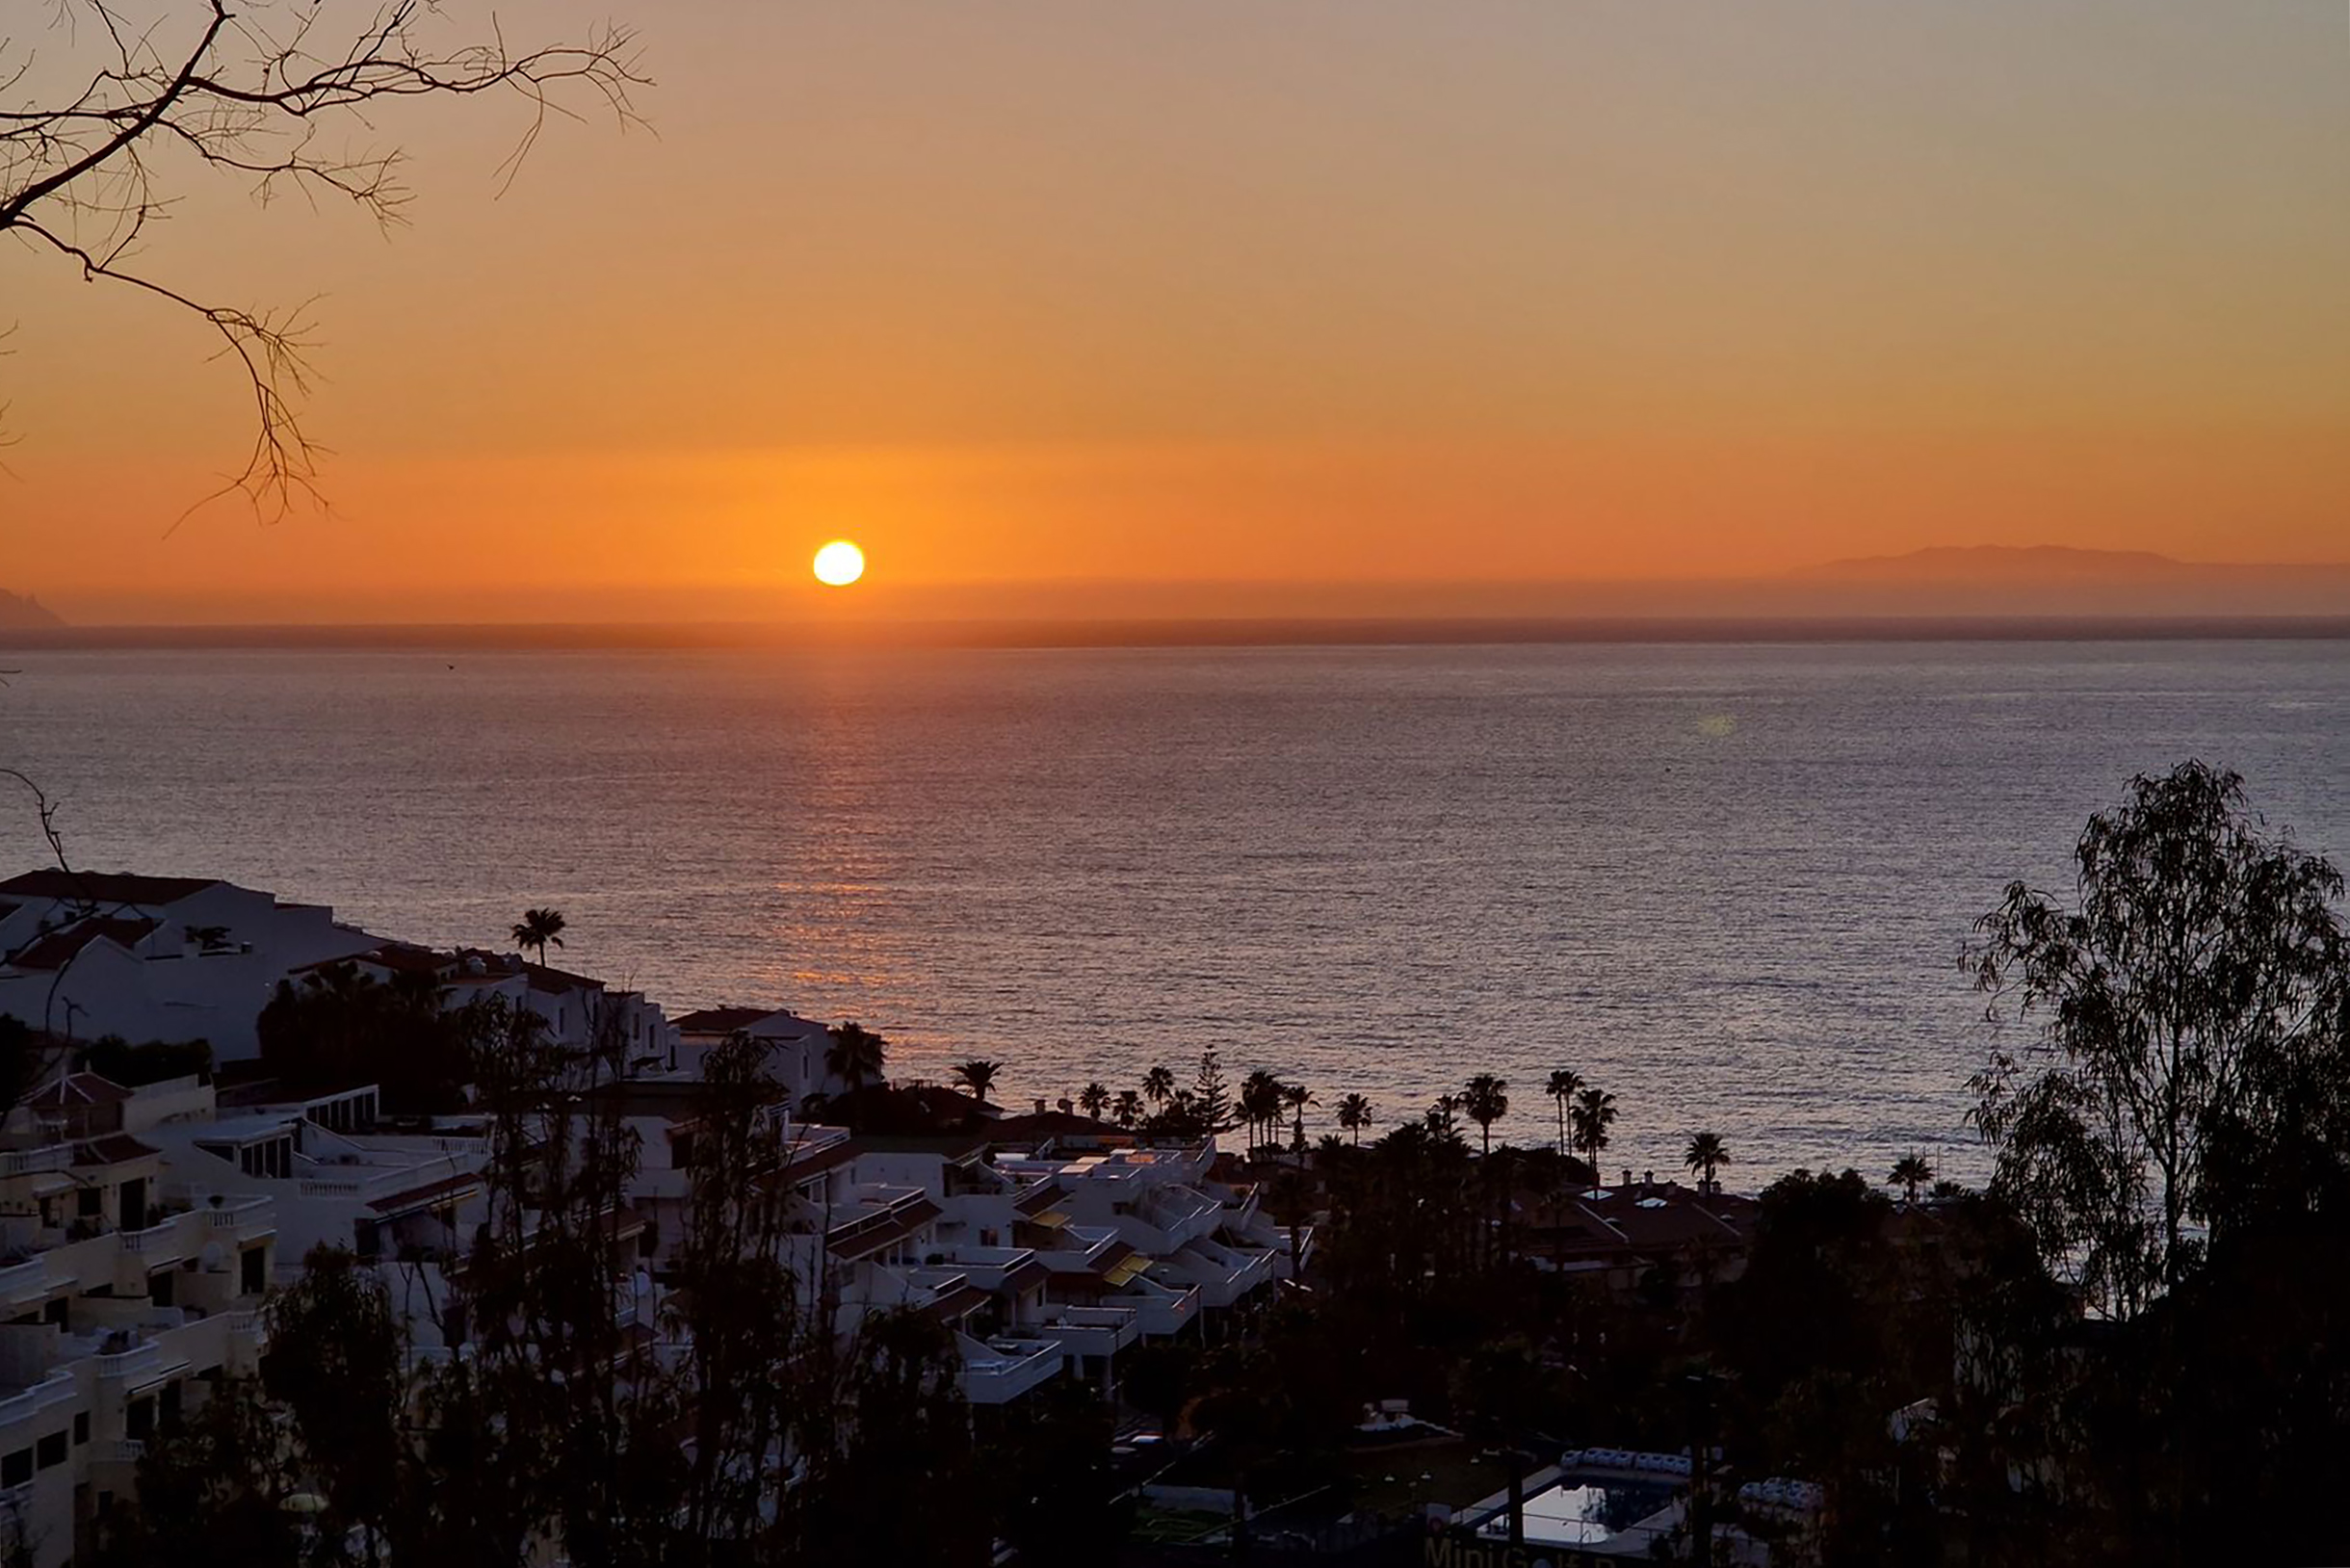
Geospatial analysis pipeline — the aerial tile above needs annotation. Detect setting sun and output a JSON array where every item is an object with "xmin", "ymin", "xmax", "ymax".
[{"xmin": 812, "ymin": 539, "xmax": 866, "ymax": 588}]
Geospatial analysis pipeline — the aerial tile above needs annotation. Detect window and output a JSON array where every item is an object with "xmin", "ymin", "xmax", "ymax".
[
  {"xmin": 76, "ymin": 1187, "xmax": 102, "ymax": 1218},
  {"xmin": 1, "ymin": 1449, "xmax": 30, "ymax": 1487},
  {"xmin": 73, "ymin": 1413, "xmax": 89, "ymax": 1446},
  {"xmin": 149, "ymin": 1268, "xmax": 175, "ymax": 1308},
  {"xmin": 43, "ymin": 1298, "xmax": 67, "ymax": 1327},
  {"xmin": 36, "ymin": 1432, "xmax": 65, "ymax": 1470}
]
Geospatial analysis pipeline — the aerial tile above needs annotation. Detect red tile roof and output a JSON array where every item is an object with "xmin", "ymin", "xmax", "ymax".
[
  {"xmin": 0, "ymin": 871, "xmax": 219, "ymax": 905},
  {"xmin": 824, "ymin": 1197, "xmax": 942, "ymax": 1262},
  {"xmin": 672, "ymin": 1006, "xmax": 778, "ymax": 1034},
  {"xmin": 71, "ymin": 1134, "xmax": 161, "ymax": 1167},
  {"xmin": 9, "ymin": 917, "xmax": 158, "ymax": 970},
  {"xmin": 365, "ymin": 1172, "xmax": 483, "ymax": 1215},
  {"xmin": 26, "ymin": 1072, "xmax": 134, "ymax": 1109}
]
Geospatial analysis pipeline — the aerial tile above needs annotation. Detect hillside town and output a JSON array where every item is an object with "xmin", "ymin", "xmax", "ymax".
[
  {"xmin": 0, "ymin": 867, "xmax": 1840, "ymax": 1565},
  {"xmin": 3, "ymin": 762, "xmax": 2348, "ymax": 1568}
]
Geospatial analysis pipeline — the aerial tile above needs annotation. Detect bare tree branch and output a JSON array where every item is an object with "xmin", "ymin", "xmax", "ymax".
[{"xmin": 1, "ymin": 1, "xmax": 647, "ymax": 514}]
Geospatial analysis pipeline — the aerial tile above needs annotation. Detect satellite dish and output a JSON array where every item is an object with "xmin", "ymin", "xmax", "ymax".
[{"xmin": 197, "ymin": 1241, "xmax": 226, "ymax": 1272}]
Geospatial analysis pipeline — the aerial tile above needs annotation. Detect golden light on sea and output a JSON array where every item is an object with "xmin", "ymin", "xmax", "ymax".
[{"xmin": 812, "ymin": 539, "xmax": 866, "ymax": 587}]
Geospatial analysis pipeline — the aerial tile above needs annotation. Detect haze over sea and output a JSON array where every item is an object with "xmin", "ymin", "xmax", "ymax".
[{"xmin": 8, "ymin": 639, "xmax": 2349, "ymax": 1184}]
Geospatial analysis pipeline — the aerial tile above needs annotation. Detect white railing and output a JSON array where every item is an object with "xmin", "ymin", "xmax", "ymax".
[
  {"xmin": 95, "ymin": 1341, "xmax": 163, "ymax": 1380},
  {"xmin": 956, "ymin": 1337, "xmax": 1063, "ymax": 1404},
  {"xmin": 204, "ymin": 1197, "xmax": 274, "ymax": 1228},
  {"xmin": 0, "ymin": 1258, "xmax": 48, "ymax": 1303},
  {"xmin": 0, "ymin": 1372, "xmax": 78, "ymax": 1431},
  {"xmin": 0, "ymin": 1146, "xmax": 68, "ymax": 1177},
  {"xmin": 119, "ymin": 1218, "xmax": 184, "ymax": 1256},
  {"xmin": 102, "ymin": 1439, "xmax": 145, "ymax": 1463}
]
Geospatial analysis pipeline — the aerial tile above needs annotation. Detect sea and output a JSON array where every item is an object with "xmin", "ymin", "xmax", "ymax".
[{"xmin": 6, "ymin": 637, "xmax": 2349, "ymax": 1186}]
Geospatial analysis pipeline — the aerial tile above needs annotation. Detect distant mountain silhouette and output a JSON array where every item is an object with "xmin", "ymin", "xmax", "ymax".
[
  {"xmin": 0, "ymin": 590, "xmax": 64, "ymax": 630},
  {"xmin": 1790, "ymin": 546, "xmax": 2350, "ymax": 614}
]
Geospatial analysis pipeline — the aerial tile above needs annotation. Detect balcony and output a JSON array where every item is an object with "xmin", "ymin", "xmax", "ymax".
[
  {"xmin": 0, "ymin": 1257, "xmax": 48, "ymax": 1309},
  {"xmin": 0, "ymin": 1372, "xmax": 77, "ymax": 1434},
  {"xmin": 118, "ymin": 1217, "xmax": 186, "ymax": 1261},
  {"xmin": 1111, "ymin": 1275, "xmax": 1201, "ymax": 1337},
  {"xmin": 1164, "ymin": 1238, "xmax": 1276, "ymax": 1308},
  {"xmin": 203, "ymin": 1196, "xmax": 275, "ymax": 1235},
  {"xmin": 1032, "ymin": 1303, "xmax": 1141, "ymax": 1359},
  {"xmin": 0, "ymin": 1145, "xmax": 69, "ymax": 1178},
  {"xmin": 937, "ymin": 1245, "xmax": 1038, "ymax": 1292},
  {"xmin": 955, "ymin": 1334, "xmax": 1063, "ymax": 1405}
]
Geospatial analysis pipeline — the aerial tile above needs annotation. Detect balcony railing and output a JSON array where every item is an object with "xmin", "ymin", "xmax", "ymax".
[
  {"xmin": 204, "ymin": 1197, "xmax": 274, "ymax": 1229},
  {"xmin": 118, "ymin": 1218, "xmax": 185, "ymax": 1256},
  {"xmin": 0, "ymin": 1372, "xmax": 78, "ymax": 1431},
  {"xmin": 95, "ymin": 1341, "xmax": 163, "ymax": 1380},
  {"xmin": 956, "ymin": 1336, "xmax": 1063, "ymax": 1404},
  {"xmin": 0, "ymin": 1145, "xmax": 69, "ymax": 1177},
  {"xmin": 0, "ymin": 1258, "xmax": 48, "ymax": 1305}
]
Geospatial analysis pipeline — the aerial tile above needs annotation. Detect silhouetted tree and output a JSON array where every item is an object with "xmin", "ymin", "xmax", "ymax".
[
  {"xmin": 1685, "ymin": 1130, "xmax": 1730, "ymax": 1192},
  {"xmin": 510, "ymin": 907, "xmax": 568, "ymax": 967},
  {"xmin": 1546, "ymin": 1068, "xmax": 1584, "ymax": 1157},
  {"xmin": 951, "ymin": 1058, "xmax": 1000, "ymax": 1101},
  {"xmin": 1, "ymin": 3, "xmax": 642, "ymax": 511},
  {"xmin": 1967, "ymin": 761, "xmax": 2350, "ymax": 1320},
  {"xmin": 1463, "ymin": 1073, "xmax": 1510, "ymax": 1154}
]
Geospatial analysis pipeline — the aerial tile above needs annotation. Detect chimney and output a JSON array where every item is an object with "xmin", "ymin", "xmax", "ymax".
[
  {"xmin": 1644, "ymin": 1170, "xmax": 1655, "ymax": 1189},
  {"xmin": 1623, "ymin": 1168, "xmax": 1632, "ymax": 1189},
  {"xmin": 1033, "ymin": 1099, "xmax": 1047, "ymax": 1114}
]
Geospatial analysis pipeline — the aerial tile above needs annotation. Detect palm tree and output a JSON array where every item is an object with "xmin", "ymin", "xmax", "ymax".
[
  {"xmin": 1281, "ymin": 1081, "xmax": 1317, "ymax": 1156},
  {"xmin": 510, "ymin": 907, "xmax": 567, "ymax": 967},
  {"xmin": 1335, "ymin": 1092, "xmax": 1374, "ymax": 1144},
  {"xmin": 1079, "ymin": 1081, "xmax": 1111, "ymax": 1120},
  {"xmin": 1890, "ymin": 1153, "xmax": 1934, "ymax": 1206},
  {"xmin": 1141, "ymin": 1065, "xmax": 1176, "ymax": 1109},
  {"xmin": 1461, "ymin": 1074, "xmax": 1510, "ymax": 1155},
  {"xmin": 1684, "ymin": 1130, "xmax": 1730, "ymax": 1193},
  {"xmin": 950, "ymin": 1058, "xmax": 1000, "ymax": 1102},
  {"xmin": 1240, "ymin": 1069, "xmax": 1284, "ymax": 1155},
  {"xmin": 1545, "ymin": 1070, "xmax": 1584, "ymax": 1157},
  {"xmin": 1111, "ymin": 1089, "xmax": 1142, "ymax": 1128},
  {"xmin": 1570, "ymin": 1087, "xmax": 1617, "ymax": 1185},
  {"xmin": 825, "ymin": 1021, "xmax": 887, "ymax": 1091}
]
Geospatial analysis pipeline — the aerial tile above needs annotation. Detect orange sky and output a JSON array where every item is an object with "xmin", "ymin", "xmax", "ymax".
[{"xmin": 7, "ymin": 2, "xmax": 2350, "ymax": 623}]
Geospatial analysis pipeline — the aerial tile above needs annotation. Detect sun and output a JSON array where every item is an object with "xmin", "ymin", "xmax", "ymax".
[{"xmin": 812, "ymin": 539, "xmax": 866, "ymax": 588}]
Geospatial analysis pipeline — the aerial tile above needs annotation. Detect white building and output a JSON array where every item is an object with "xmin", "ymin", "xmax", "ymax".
[
  {"xmin": 0, "ymin": 1073, "xmax": 279, "ymax": 1568},
  {"xmin": 0, "ymin": 873, "xmax": 382, "ymax": 1059}
]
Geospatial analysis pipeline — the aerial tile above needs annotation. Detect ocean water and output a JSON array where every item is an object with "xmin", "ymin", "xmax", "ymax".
[{"xmin": 6, "ymin": 640, "xmax": 2349, "ymax": 1184}]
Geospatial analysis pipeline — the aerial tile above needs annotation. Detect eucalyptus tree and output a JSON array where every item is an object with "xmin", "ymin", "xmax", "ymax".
[
  {"xmin": 1546, "ymin": 1069, "xmax": 1585, "ymax": 1157},
  {"xmin": 1967, "ymin": 762, "xmax": 2350, "ymax": 1320}
]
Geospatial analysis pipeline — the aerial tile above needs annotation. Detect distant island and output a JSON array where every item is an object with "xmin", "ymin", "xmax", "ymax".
[{"xmin": 0, "ymin": 590, "xmax": 64, "ymax": 630}]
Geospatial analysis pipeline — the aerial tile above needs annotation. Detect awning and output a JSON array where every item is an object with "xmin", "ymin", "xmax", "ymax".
[
  {"xmin": 1028, "ymin": 1209, "xmax": 1071, "ymax": 1229},
  {"xmin": 1104, "ymin": 1254, "xmax": 1153, "ymax": 1288}
]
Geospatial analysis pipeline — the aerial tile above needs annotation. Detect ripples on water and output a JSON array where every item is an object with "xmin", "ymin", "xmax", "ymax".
[{"xmin": 8, "ymin": 640, "xmax": 2349, "ymax": 1184}]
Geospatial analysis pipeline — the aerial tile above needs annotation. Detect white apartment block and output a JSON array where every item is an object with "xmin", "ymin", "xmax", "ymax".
[{"xmin": 0, "ymin": 873, "xmax": 384, "ymax": 1059}]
